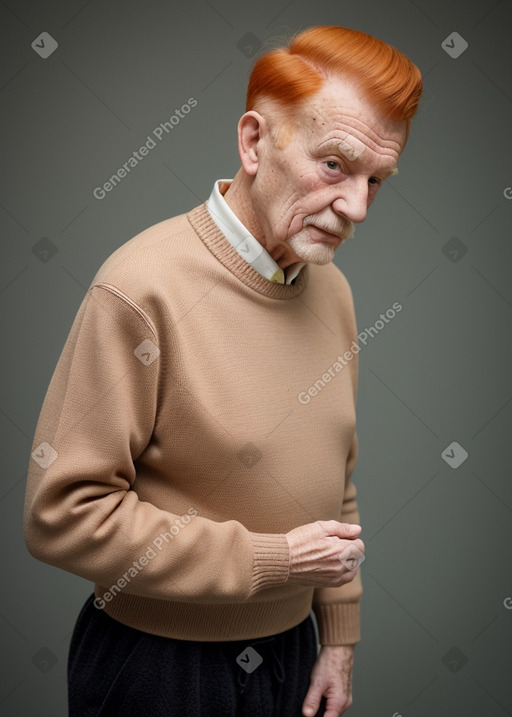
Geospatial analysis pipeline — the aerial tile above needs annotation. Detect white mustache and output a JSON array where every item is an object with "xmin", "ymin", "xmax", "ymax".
[{"xmin": 303, "ymin": 216, "xmax": 354, "ymax": 241}]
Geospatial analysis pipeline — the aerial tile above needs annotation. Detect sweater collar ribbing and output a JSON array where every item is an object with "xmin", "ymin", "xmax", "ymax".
[{"xmin": 187, "ymin": 203, "xmax": 309, "ymax": 300}]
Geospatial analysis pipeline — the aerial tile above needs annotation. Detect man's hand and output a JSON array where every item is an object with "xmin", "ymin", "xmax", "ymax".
[
  {"xmin": 286, "ymin": 520, "xmax": 365, "ymax": 587},
  {"xmin": 302, "ymin": 645, "xmax": 355, "ymax": 717}
]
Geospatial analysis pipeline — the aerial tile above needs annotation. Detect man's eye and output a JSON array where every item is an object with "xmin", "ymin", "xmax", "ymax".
[
  {"xmin": 325, "ymin": 160, "xmax": 340, "ymax": 171},
  {"xmin": 368, "ymin": 176, "xmax": 381, "ymax": 186}
]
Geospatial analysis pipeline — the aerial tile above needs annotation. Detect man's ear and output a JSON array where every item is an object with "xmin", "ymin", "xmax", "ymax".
[{"xmin": 237, "ymin": 111, "xmax": 267, "ymax": 176}]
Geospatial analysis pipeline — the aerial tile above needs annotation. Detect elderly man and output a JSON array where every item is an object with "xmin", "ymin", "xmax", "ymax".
[{"xmin": 24, "ymin": 25, "xmax": 422, "ymax": 717}]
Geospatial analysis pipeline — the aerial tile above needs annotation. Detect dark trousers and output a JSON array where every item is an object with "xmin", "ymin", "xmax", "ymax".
[{"xmin": 68, "ymin": 593, "xmax": 326, "ymax": 716}]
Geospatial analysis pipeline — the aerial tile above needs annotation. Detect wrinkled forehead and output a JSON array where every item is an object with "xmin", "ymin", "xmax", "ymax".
[{"xmin": 298, "ymin": 77, "xmax": 407, "ymax": 162}]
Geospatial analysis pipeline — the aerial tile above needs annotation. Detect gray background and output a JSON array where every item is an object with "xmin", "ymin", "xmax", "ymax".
[{"xmin": 1, "ymin": 0, "xmax": 511, "ymax": 715}]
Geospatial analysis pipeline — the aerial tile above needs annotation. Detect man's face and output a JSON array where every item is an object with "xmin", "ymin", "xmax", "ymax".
[{"xmin": 249, "ymin": 76, "xmax": 408, "ymax": 266}]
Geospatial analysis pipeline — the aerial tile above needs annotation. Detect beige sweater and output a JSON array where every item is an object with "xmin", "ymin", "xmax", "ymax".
[{"xmin": 24, "ymin": 202, "xmax": 363, "ymax": 645}]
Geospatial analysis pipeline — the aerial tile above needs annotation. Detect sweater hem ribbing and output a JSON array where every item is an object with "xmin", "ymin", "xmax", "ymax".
[{"xmin": 96, "ymin": 587, "xmax": 314, "ymax": 642}]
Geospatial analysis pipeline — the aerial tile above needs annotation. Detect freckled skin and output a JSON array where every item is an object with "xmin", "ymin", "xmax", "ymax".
[{"xmin": 224, "ymin": 75, "xmax": 407, "ymax": 269}]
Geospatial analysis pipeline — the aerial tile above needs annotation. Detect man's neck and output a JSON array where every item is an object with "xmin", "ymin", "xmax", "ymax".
[
  {"xmin": 222, "ymin": 171, "xmax": 302, "ymax": 271},
  {"xmin": 222, "ymin": 170, "xmax": 262, "ymax": 240}
]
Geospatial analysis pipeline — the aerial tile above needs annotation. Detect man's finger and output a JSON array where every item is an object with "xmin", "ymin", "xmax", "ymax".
[
  {"xmin": 302, "ymin": 686, "xmax": 322, "ymax": 716},
  {"xmin": 338, "ymin": 542, "xmax": 365, "ymax": 570},
  {"xmin": 324, "ymin": 521, "xmax": 362, "ymax": 538}
]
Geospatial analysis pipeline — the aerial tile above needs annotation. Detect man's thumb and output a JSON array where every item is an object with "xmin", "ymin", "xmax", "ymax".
[
  {"xmin": 338, "ymin": 522, "xmax": 361, "ymax": 537},
  {"xmin": 302, "ymin": 687, "xmax": 321, "ymax": 716}
]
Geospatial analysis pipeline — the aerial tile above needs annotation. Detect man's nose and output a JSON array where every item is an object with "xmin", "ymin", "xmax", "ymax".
[{"xmin": 331, "ymin": 177, "xmax": 369, "ymax": 224}]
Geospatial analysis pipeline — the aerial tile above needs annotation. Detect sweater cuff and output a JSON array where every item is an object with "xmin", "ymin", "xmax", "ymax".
[
  {"xmin": 249, "ymin": 532, "xmax": 290, "ymax": 595},
  {"xmin": 314, "ymin": 601, "xmax": 361, "ymax": 645}
]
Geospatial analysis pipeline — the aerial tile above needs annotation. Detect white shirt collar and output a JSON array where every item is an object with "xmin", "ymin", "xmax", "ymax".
[{"xmin": 206, "ymin": 179, "xmax": 305, "ymax": 285}]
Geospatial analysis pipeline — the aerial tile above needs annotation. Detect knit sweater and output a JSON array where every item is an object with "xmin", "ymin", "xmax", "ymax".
[{"xmin": 24, "ymin": 201, "xmax": 363, "ymax": 645}]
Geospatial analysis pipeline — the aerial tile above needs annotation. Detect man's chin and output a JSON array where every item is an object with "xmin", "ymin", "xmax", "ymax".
[{"xmin": 288, "ymin": 230, "xmax": 338, "ymax": 265}]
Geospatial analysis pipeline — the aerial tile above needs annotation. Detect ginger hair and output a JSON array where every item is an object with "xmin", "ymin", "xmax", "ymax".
[{"xmin": 246, "ymin": 25, "xmax": 422, "ymax": 142}]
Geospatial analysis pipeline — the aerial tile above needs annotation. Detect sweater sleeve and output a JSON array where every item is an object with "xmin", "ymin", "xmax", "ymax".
[
  {"xmin": 312, "ymin": 431, "xmax": 363, "ymax": 645},
  {"xmin": 24, "ymin": 284, "xmax": 290, "ymax": 603}
]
